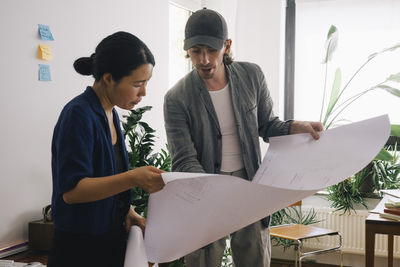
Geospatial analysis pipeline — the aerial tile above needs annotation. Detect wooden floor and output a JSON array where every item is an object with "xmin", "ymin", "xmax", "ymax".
[{"xmin": 3, "ymin": 250, "xmax": 346, "ymax": 267}]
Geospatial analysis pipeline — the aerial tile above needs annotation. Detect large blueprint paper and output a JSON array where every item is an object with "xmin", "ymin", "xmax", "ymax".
[
  {"xmin": 124, "ymin": 226, "xmax": 148, "ymax": 267},
  {"xmin": 143, "ymin": 115, "xmax": 390, "ymax": 263}
]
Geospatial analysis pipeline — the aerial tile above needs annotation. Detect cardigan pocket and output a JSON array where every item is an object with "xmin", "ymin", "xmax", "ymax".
[{"xmin": 246, "ymin": 104, "xmax": 257, "ymax": 115}]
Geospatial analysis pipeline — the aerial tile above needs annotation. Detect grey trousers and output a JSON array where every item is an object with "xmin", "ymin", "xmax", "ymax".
[{"xmin": 185, "ymin": 169, "xmax": 271, "ymax": 267}]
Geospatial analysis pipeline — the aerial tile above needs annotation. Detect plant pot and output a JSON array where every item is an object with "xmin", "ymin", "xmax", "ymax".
[
  {"xmin": 358, "ymin": 163, "xmax": 374, "ymax": 194},
  {"xmin": 358, "ymin": 174, "xmax": 374, "ymax": 194}
]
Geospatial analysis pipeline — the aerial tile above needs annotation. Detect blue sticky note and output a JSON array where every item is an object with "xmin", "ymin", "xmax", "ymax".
[
  {"xmin": 39, "ymin": 64, "xmax": 51, "ymax": 81},
  {"xmin": 38, "ymin": 24, "xmax": 54, "ymax": 41}
]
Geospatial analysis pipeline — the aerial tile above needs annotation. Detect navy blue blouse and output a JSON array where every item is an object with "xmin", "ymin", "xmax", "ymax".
[{"xmin": 51, "ymin": 87, "xmax": 131, "ymax": 235}]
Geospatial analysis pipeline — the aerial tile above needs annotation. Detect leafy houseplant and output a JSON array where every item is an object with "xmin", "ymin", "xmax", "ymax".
[
  {"xmin": 121, "ymin": 106, "xmax": 186, "ymax": 267},
  {"xmin": 319, "ymin": 25, "xmax": 400, "ymax": 213},
  {"xmin": 121, "ymin": 106, "xmax": 171, "ymax": 216},
  {"xmin": 327, "ymin": 136, "xmax": 400, "ymax": 214},
  {"xmin": 327, "ymin": 143, "xmax": 400, "ymax": 214},
  {"xmin": 319, "ymin": 25, "xmax": 400, "ymax": 130}
]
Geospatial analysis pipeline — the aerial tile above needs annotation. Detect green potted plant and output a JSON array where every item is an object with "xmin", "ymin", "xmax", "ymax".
[
  {"xmin": 319, "ymin": 25, "xmax": 400, "ymax": 213},
  {"xmin": 122, "ymin": 106, "xmax": 171, "ymax": 216}
]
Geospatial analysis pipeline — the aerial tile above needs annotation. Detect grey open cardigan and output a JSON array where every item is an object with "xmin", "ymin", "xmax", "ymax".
[{"xmin": 164, "ymin": 61, "xmax": 292, "ymax": 181}]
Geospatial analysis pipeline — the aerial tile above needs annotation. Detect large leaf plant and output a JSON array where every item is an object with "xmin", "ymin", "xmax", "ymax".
[
  {"xmin": 320, "ymin": 26, "xmax": 400, "ymax": 129},
  {"xmin": 121, "ymin": 106, "xmax": 171, "ymax": 217},
  {"xmin": 319, "ymin": 26, "xmax": 400, "ymax": 213}
]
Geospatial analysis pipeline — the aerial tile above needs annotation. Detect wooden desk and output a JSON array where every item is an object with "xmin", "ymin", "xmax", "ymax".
[{"xmin": 365, "ymin": 213, "xmax": 400, "ymax": 267}]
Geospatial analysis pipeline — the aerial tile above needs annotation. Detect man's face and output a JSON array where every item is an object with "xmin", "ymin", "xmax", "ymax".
[{"xmin": 187, "ymin": 44, "xmax": 228, "ymax": 80}]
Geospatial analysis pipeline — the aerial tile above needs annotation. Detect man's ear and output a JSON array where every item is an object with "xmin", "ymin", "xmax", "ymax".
[
  {"xmin": 102, "ymin": 73, "xmax": 113, "ymax": 86},
  {"xmin": 224, "ymin": 39, "xmax": 232, "ymax": 53}
]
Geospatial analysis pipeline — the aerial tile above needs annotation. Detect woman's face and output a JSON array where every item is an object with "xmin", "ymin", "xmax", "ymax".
[{"xmin": 108, "ymin": 63, "xmax": 153, "ymax": 110}]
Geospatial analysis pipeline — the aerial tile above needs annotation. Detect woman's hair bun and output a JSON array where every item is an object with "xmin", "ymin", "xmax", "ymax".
[
  {"xmin": 73, "ymin": 32, "xmax": 155, "ymax": 81},
  {"xmin": 73, "ymin": 54, "xmax": 94, "ymax": 76}
]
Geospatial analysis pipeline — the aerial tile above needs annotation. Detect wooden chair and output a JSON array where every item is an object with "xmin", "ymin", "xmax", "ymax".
[{"xmin": 270, "ymin": 200, "xmax": 343, "ymax": 267}]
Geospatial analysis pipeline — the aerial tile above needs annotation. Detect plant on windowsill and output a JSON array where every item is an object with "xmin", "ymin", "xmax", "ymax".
[
  {"xmin": 121, "ymin": 106, "xmax": 185, "ymax": 267},
  {"xmin": 327, "ymin": 141, "xmax": 400, "ymax": 214},
  {"xmin": 319, "ymin": 25, "xmax": 400, "ymax": 213}
]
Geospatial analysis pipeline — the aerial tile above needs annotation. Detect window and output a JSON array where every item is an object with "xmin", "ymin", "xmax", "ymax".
[
  {"xmin": 169, "ymin": 2, "xmax": 193, "ymax": 88},
  {"xmin": 292, "ymin": 0, "xmax": 400, "ymax": 126}
]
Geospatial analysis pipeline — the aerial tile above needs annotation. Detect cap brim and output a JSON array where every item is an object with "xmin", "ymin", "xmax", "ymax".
[{"xmin": 184, "ymin": 35, "xmax": 224, "ymax": 50}]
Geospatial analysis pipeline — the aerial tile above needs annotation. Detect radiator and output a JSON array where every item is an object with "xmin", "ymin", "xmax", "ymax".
[{"xmin": 302, "ymin": 206, "xmax": 400, "ymax": 257}]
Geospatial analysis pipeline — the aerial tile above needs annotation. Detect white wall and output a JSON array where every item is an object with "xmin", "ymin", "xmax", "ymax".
[
  {"xmin": 172, "ymin": 0, "xmax": 201, "ymax": 11},
  {"xmin": 0, "ymin": 0, "xmax": 168, "ymax": 249},
  {"xmin": 234, "ymin": 0, "xmax": 286, "ymax": 116}
]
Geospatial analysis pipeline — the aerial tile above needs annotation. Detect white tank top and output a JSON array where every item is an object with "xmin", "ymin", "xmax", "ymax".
[{"xmin": 208, "ymin": 84, "xmax": 244, "ymax": 172}]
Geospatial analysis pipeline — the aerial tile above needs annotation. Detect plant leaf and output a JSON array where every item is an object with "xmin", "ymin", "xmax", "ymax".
[
  {"xmin": 381, "ymin": 43, "xmax": 400, "ymax": 53},
  {"xmin": 377, "ymin": 85, "xmax": 400, "ymax": 97},
  {"xmin": 368, "ymin": 43, "xmax": 400, "ymax": 60},
  {"xmin": 322, "ymin": 25, "xmax": 338, "ymax": 64},
  {"xmin": 391, "ymin": 124, "xmax": 400, "ymax": 137},
  {"xmin": 375, "ymin": 148, "xmax": 393, "ymax": 161},
  {"xmin": 324, "ymin": 68, "xmax": 342, "ymax": 124},
  {"xmin": 387, "ymin": 72, "xmax": 400, "ymax": 83}
]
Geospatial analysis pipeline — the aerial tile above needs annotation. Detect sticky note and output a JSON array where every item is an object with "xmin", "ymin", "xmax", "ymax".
[
  {"xmin": 38, "ymin": 44, "xmax": 53, "ymax": 61},
  {"xmin": 39, "ymin": 64, "xmax": 51, "ymax": 81},
  {"xmin": 38, "ymin": 24, "xmax": 54, "ymax": 41}
]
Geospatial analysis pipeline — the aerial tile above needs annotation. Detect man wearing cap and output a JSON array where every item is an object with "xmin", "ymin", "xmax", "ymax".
[{"xmin": 163, "ymin": 8, "xmax": 323, "ymax": 267}]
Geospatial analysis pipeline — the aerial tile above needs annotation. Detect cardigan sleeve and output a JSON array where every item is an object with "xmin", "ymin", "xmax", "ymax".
[
  {"xmin": 254, "ymin": 64, "xmax": 292, "ymax": 141},
  {"xmin": 52, "ymin": 105, "xmax": 95, "ymax": 194}
]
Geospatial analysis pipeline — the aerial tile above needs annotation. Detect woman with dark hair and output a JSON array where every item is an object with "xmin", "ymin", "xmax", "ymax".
[{"xmin": 48, "ymin": 31, "xmax": 164, "ymax": 267}]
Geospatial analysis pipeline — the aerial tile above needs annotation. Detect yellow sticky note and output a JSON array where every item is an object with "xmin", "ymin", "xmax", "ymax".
[{"xmin": 38, "ymin": 44, "xmax": 53, "ymax": 61}]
